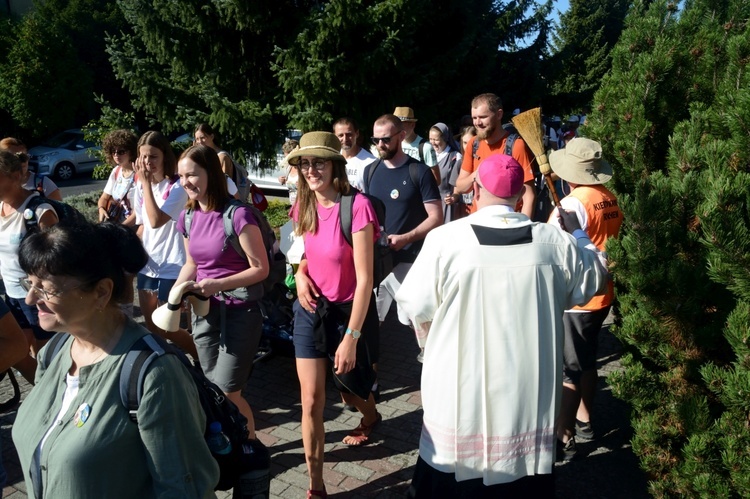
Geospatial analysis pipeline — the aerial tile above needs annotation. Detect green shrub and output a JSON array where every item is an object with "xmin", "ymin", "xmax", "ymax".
[{"xmin": 63, "ymin": 191, "xmax": 100, "ymax": 223}]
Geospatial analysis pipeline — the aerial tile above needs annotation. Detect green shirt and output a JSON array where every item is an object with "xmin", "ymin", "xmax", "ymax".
[{"xmin": 12, "ymin": 320, "xmax": 219, "ymax": 498}]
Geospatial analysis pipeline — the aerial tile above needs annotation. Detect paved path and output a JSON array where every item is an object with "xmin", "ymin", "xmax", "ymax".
[{"xmin": 0, "ymin": 309, "xmax": 648, "ymax": 498}]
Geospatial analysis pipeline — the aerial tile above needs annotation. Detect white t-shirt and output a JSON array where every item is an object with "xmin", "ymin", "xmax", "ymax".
[
  {"xmin": 103, "ymin": 166, "xmax": 136, "ymax": 201},
  {"xmin": 134, "ymin": 177, "xmax": 188, "ymax": 279},
  {"xmin": 344, "ymin": 148, "xmax": 376, "ymax": 190},
  {"xmin": 0, "ymin": 195, "xmax": 53, "ymax": 298},
  {"xmin": 402, "ymin": 136, "xmax": 437, "ymax": 167},
  {"xmin": 23, "ymin": 174, "xmax": 58, "ymax": 198}
]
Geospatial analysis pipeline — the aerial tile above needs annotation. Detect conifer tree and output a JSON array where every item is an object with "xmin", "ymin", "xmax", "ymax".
[
  {"xmin": 549, "ymin": 0, "xmax": 631, "ymax": 112},
  {"xmin": 585, "ymin": 0, "xmax": 750, "ymax": 495}
]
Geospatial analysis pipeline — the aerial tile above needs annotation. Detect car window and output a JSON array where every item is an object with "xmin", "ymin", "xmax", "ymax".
[{"xmin": 43, "ymin": 131, "xmax": 81, "ymax": 149}]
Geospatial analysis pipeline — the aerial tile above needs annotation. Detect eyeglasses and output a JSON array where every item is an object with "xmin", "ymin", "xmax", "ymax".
[
  {"xmin": 19, "ymin": 278, "xmax": 88, "ymax": 301},
  {"xmin": 113, "ymin": 149, "xmax": 127, "ymax": 156},
  {"xmin": 14, "ymin": 152, "xmax": 29, "ymax": 163},
  {"xmin": 370, "ymin": 134, "xmax": 399, "ymax": 146},
  {"xmin": 297, "ymin": 159, "xmax": 328, "ymax": 172}
]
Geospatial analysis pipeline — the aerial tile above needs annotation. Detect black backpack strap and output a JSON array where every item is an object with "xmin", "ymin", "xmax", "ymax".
[
  {"xmin": 119, "ymin": 334, "xmax": 167, "ymax": 422},
  {"xmin": 364, "ymin": 159, "xmax": 381, "ymax": 194},
  {"xmin": 418, "ymin": 138, "xmax": 427, "ymax": 163},
  {"xmin": 409, "ymin": 161, "xmax": 420, "ymax": 190},
  {"xmin": 39, "ymin": 332, "xmax": 69, "ymax": 370},
  {"xmin": 339, "ymin": 191, "xmax": 355, "ymax": 247}
]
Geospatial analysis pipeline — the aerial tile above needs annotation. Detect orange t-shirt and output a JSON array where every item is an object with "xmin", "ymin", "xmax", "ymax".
[
  {"xmin": 460, "ymin": 134, "xmax": 535, "ymax": 214},
  {"xmin": 569, "ymin": 184, "xmax": 622, "ymax": 311}
]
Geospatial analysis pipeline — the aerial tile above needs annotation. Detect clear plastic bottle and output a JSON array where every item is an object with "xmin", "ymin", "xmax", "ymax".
[{"xmin": 206, "ymin": 421, "xmax": 232, "ymax": 455}]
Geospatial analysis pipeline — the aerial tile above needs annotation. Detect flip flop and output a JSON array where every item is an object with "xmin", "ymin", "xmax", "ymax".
[{"xmin": 343, "ymin": 412, "xmax": 382, "ymax": 446}]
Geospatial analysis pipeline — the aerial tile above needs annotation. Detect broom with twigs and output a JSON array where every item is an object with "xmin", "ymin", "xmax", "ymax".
[{"xmin": 511, "ymin": 107, "xmax": 562, "ymax": 209}]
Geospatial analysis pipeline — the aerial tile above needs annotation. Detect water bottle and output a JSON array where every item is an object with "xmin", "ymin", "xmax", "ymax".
[
  {"xmin": 233, "ymin": 439, "xmax": 270, "ymax": 499},
  {"xmin": 378, "ymin": 226, "xmax": 390, "ymax": 247},
  {"xmin": 206, "ymin": 421, "xmax": 232, "ymax": 455}
]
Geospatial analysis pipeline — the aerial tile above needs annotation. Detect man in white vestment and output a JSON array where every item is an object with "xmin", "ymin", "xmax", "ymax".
[{"xmin": 395, "ymin": 154, "xmax": 609, "ymax": 497}]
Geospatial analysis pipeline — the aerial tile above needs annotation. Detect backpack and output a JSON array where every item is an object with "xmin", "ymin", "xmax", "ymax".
[
  {"xmin": 40, "ymin": 332, "xmax": 255, "ymax": 491},
  {"xmin": 183, "ymin": 198, "xmax": 286, "ymax": 295},
  {"xmin": 23, "ymin": 192, "xmax": 87, "ymax": 232},
  {"xmin": 219, "ymin": 151, "xmax": 251, "ymax": 204},
  {"xmin": 339, "ymin": 190, "xmax": 393, "ymax": 287}
]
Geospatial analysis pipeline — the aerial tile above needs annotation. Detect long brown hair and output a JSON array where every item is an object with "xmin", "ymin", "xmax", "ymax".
[
  {"xmin": 294, "ymin": 159, "xmax": 351, "ymax": 236},
  {"xmin": 137, "ymin": 131, "xmax": 177, "ymax": 178},
  {"xmin": 179, "ymin": 145, "xmax": 229, "ymax": 212}
]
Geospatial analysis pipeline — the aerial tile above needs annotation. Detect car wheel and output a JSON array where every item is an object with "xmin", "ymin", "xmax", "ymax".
[{"xmin": 54, "ymin": 162, "xmax": 75, "ymax": 181}]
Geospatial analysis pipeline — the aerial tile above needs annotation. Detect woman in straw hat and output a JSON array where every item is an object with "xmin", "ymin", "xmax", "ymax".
[
  {"xmin": 288, "ymin": 131, "xmax": 381, "ymax": 498},
  {"xmin": 172, "ymin": 144, "xmax": 269, "ymax": 440}
]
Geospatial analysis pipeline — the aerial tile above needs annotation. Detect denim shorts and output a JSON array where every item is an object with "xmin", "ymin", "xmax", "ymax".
[
  {"xmin": 293, "ymin": 295, "xmax": 379, "ymax": 362},
  {"xmin": 5, "ymin": 295, "xmax": 54, "ymax": 340},
  {"xmin": 136, "ymin": 274, "xmax": 177, "ymax": 303}
]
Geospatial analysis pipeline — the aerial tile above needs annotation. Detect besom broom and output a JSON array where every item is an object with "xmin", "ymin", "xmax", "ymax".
[{"xmin": 511, "ymin": 107, "xmax": 562, "ymax": 210}]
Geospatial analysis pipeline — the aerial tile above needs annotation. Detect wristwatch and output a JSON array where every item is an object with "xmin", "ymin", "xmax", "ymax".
[{"xmin": 345, "ymin": 327, "xmax": 361, "ymax": 339}]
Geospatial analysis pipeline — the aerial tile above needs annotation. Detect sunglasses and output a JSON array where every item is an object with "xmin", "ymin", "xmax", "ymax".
[
  {"xmin": 370, "ymin": 133, "xmax": 399, "ymax": 146},
  {"xmin": 112, "ymin": 149, "xmax": 128, "ymax": 156}
]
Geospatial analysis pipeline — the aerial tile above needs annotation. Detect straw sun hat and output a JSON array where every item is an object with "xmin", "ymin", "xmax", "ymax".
[{"xmin": 286, "ymin": 132, "xmax": 345, "ymax": 166}]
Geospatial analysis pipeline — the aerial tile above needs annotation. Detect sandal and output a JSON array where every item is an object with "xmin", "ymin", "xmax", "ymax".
[
  {"xmin": 343, "ymin": 412, "xmax": 382, "ymax": 446},
  {"xmin": 307, "ymin": 488, "xmax": 327, "ymax": 499}
]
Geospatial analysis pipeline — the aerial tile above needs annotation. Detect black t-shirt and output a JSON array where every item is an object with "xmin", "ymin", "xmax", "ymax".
[{"xmin": 364, "ymin": 158, "xmax": 440, "ymax": 262}]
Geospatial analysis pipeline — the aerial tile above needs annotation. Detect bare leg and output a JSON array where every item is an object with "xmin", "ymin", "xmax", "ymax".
[
  {"xmin": 341, "ymin": 392, "xmax": 378, "ymax": 426},
  {"xmin": 556, "ymin": 382, "xmax": 579, "ymax": 443},
  {"xmin": 14, "ymin": 329, "xmax": 36, "ymax": 384},
  {"xmin": 296, "ymin": 357, "xmax": 328, "ymax": 492},
  {"xmin": 226, "ymin": 390, "xmax": 256, "ymax": 440},
  {"xmin": 576, "ymin": 369, "xmax": 597, "ymax": 423}
]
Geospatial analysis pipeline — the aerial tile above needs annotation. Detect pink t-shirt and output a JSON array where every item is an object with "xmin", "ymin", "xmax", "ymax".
[
  {"xmin": 177, "ymin": 205, "xmax": 260, "ymax": 303},
  {"xmin": 293, "ymin": 193, "xmax": 380, "ymax": 303}
]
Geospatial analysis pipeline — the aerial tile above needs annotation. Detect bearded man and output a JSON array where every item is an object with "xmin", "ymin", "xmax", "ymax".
[{"xmin": 454, "ymin": 93, "xmax": 537, "ymax": 217}]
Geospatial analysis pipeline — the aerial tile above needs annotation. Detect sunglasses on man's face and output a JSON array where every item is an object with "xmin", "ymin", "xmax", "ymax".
[{"xmin": 370, "ymin": 133, "xmax": 399, "ymax": 146}]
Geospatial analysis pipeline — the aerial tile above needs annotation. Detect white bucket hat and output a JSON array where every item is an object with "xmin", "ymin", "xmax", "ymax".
[{"xmin": 152, "ymin": 281, "xmax": 210, "ymax": 332}]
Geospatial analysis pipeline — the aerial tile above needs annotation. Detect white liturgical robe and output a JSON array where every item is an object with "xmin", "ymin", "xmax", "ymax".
[{"xmin": 396, "ymin": 205, "xmax": 608, "ymax": 485}]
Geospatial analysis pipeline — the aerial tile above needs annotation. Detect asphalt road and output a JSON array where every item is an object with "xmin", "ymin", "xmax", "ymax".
[{"xmin": 57, "ymin": 175, "xmax": 107, "ymax": 198}]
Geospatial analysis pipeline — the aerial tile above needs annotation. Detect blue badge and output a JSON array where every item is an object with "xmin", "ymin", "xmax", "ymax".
[{"xmin": 74, "ymin": 403, "xmax": 91, "ymax": 428}]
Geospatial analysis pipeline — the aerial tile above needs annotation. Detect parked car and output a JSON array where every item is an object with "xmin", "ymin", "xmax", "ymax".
[
  {"xmin": 246, "ymin": 129, "xmax": 302, "ymax": 192},
  {"xmin": 28, "ymin": 129, "xmax": 101, "ymax": 181}
]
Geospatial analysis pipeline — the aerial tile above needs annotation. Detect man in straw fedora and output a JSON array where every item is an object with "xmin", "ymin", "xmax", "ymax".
[
  {"xmin": 393, "ymin": 106, "xmax": 440, "ymax": 186},
  {"xmin": 547, "ymin": 137, "xmax": 622, "ymax": 461},
  {"xmin": 396, "ymin": 154, "xmax": 609, "ymax": 497},
  {"xmin": 453, "ymin": 93, "xmax": 537, "ymax": 219}
]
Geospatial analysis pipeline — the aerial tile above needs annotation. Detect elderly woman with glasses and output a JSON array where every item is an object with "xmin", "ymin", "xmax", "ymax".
[
  {"xmin": 289, "ymin": 132, "xmax": 381, "ymax": 499},
  {"xmin": 0, "ymin": 137, "xmax": 62, "ymax": 201},
  {"xmin": 0, "ymin": 150, "xmax": 59, "ymax": 383},
  {"xmin": 12, "ymin": 221, "xmax": 219, "ymax": 498}
]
